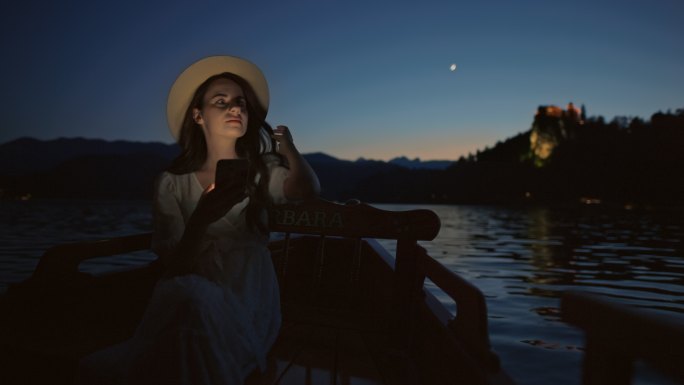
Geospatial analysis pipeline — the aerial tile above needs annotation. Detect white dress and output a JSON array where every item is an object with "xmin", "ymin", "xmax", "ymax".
[{"xmin": 78, "ymin": 157, "xmax": 289, "ymax": 385}]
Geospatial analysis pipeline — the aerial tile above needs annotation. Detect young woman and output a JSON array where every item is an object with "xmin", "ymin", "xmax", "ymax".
[{"xmin": 78, "ymin": 55, "xmax": 320, "ymax": 384}]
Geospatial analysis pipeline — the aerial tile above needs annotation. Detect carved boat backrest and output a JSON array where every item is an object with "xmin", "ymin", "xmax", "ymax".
[
  {"xmin": 28, "ymin": 199, "xmax": 439, "ymax": 282},
  {"xmin": 267, "ymin": 198, "xmax": 440, "ymax": 308},
  {"xmin": 269, "ymin": 199, "xmax": 440, "ymax": 240}
]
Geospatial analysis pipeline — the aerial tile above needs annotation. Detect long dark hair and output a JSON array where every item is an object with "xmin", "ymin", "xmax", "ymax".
[{"xmin": 168, "ymin": 72, "xmax": 280, "ymax": 234}]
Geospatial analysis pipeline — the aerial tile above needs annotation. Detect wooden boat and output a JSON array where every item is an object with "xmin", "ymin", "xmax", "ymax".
[
  {"xmin": 562, "ymin": 291, "xmax": 684, "ymax": 385},
  {"xmin": 0, "ymin": 199, "xmax": 515, "ymax": 385}
]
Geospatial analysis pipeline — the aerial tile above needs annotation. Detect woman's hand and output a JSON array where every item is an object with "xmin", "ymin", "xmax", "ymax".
[
  {"xmin": 189, "ymin": 182, "xmax": 247, "ymax": 228},
  {"xmin": 272, "ymin": 125, "xmax": 296, "ymax": 155},
  {"xmin": 270, "ymin": 124, "xmax": 321, "ymax": 200}
]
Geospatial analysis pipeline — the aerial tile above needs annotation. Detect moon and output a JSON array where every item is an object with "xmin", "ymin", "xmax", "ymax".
[{"xmin": 449, "ymin": 63, "xmax": 457, "ymax": 72}]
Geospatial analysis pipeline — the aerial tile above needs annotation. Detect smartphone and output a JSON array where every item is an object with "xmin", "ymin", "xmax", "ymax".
[{"xmin": 215, "ymin": 159, "xmax": 250, "ymax": 191}]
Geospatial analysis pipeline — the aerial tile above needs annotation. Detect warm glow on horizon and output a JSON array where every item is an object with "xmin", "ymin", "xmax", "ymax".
[{"xmin": 321, "ymin": 133, "xmax": 498, "ymax": 161}]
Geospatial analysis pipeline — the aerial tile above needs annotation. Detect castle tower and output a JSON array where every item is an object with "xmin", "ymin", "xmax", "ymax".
[{"xmin": 566, "ymin": 102, "xmax": 580, "ymax": 121}]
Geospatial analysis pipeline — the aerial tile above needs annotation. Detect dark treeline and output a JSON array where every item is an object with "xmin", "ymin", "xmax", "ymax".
[
  {"xmin": 346, "ymin": 108, "xmax": 684, "ymax": 206},
  {"xmin": 536, "ymin": 110, "xmax": 684, "ymax": 205}
]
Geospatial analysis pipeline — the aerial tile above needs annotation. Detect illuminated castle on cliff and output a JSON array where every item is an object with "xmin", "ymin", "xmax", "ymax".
[
  {"xmin": 529, "ymin": 102, "xmax": 586, "ymax": 165},
  {"xmin": 535, "ymin": 102, "xmax": 586, "ymax": 123}
]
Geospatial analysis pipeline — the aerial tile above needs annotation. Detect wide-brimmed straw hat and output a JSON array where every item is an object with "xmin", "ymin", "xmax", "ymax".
[{"xmin": 166, "ymin": 55, "xmax": 270, "ymax": 141}]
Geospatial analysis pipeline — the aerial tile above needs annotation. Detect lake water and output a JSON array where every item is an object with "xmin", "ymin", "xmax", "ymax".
[{"xmin": 1, "ymin": 200, "xmax": 683, "ymax": 385}]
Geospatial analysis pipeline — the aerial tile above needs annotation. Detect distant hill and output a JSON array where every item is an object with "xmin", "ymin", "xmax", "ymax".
[
  {"xmin": 0, "ymin": 137, "xmax": 180, "ymax": 175},
  {"xmin": 388, "ymin": 156, "xmax": 453, "ymax": 170},
  {"xmin": 306, "ymin": 155, "xmax": 404, "ymax": 201},
  {"xmin": 0, "ymin": 137, "xmax": 406, "ymax": 201}
]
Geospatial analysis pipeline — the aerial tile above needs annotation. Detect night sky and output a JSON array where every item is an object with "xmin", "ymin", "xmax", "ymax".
[{"xmin": 1, "ymin": 0, "xmax": 682, "ymax": 160}]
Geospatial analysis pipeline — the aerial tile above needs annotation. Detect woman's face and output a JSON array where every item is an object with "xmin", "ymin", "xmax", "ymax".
[{"xmin": 193, "ymin": 77, "xmax": 249, "ymax": 141}]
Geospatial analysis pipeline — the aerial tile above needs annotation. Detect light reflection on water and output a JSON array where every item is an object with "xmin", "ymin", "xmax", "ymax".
[{"xmin": 1, "ymin": 201, "xmax": 683, "ymax": 385}]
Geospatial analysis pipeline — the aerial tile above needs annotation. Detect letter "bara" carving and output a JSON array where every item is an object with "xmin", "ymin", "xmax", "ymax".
[{"xmin": 275, "ymin": 209, "xmax": 344, "ymax": 228}]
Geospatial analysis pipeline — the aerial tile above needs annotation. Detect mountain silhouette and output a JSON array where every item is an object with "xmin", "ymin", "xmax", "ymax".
[
  {"xmin": 0, "ymin": 137, "xmax": 410, "ymax": 201},
  {"xmin": 388, "ymin": 156, "xmax": 453, "ymax": 170},
  {"xmin": 0, "ymin": 137, "xmax": 179, "ymax": 176}
]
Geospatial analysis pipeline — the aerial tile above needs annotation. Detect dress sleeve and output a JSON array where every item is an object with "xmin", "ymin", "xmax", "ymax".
[
  {"xmin": 264, "ymin": 155, "xmax": 290, "ymax": 205},
  {"xmin": 151, "ymin": 172, "xmax": 185, "ymax": 262}
]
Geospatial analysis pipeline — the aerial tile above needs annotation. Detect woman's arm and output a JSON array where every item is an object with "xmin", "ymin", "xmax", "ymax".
[
  {"xmin": 162, "ymin": 220, "xmax": 207, "ymax": 277},
  {"xmin": 272, "ymin": 125, "xmax": 321, "ymax": 200}
]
